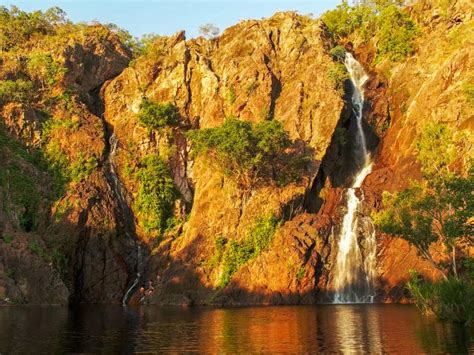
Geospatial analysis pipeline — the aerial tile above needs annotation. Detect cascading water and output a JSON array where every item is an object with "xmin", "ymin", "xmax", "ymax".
[
  {"xmin": 107, "ymin": 134, "xmax": 143, "ymax": 306},
  {"xmin": 332, "ymin": 53, "xmax": 378, "ymax": 303}
]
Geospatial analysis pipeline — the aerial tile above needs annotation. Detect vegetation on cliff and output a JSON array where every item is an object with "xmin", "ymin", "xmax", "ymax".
[
  {"xmin": 375, "ymin": 122, "xmax": 473, "ymax": 323},
  {"xmin": 138, "ymin": 99, "xmax": 179, "ymax": 132},
  {"xmin": 322, "ymin": 0, "xmax": 419, "ymax": 61},
  {"xmin": 188, "ymin": 118, "xmax": 308, "ymax": 188},
  {"xmin": 216, "ymin": 215, "xmax": 281, "ymax": 288},
  {"xmin": 135, "ymin": 155, "xmax": 177, "ymax": 235}
]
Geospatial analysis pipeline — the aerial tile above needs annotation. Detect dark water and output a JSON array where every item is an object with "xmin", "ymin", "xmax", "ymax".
[{"xmin": 0, "ymin": 304, "xmax": 472, "ymax": 354}]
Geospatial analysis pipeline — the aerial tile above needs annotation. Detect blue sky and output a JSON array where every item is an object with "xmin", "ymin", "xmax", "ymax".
[{"xmin": 2, "ymin": 0, "xmax": 341, "ymax": 38}]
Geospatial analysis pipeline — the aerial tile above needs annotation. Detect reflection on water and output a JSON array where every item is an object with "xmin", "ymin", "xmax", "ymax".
[{"xmin": 0, "ymin": 304, "xmax": 472, "ymax": 353}]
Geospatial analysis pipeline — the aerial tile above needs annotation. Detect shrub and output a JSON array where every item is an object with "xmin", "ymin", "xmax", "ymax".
[
  {"xmin": 376, "ymin": 4, "xmax": 418, "ymax": 61},
  {"xmin": 188, "ymin": 118, "xmax": 291, "ymax": 188},
  {"xmin": 2, "ymin": 234, "xmax": 13, "ymax": 244},
  {"xmin": 138, "ymin": 98, "xmax": 179, "ymax": 131},
  {"xmin": 0, "ymin": 79, "xmax": 33, "ymax": 103},
  {"xmin": 296, "ymin": 267, "xmax": 305, "ymax": 282},
  {"xmin": 226, "ymin": 86, "xmax": 236, "ymax": 104},
  {"xmin": 329, "ymin": 45, "xmax": 346, "ymax": 62},
  {"xmin": 135, "ymin": 155, "xmax": 176, "ymax": 234},
  {"xmin": 69, "ymin": 154, "xmax": 98, "ymax": 183},
  {"xmin": 0, "ymin": 6, "xmax": 55, "ymax": 51},
  {"xmin": 27, "ymin": 51, "xmax": 65, "ymax": 89},
  {"xmin": 321, "ymin": 1, "xmax": 418, "ymax": 62},
  {"xmin": 408, "ymin": 272, "xmax": 474, "ymax": 325},
  {"xmin": 328, "ymin": 63, "xmax": 349, "ymax": 92},
  {"xmin": 374, "ymin": 123, "xmax": 473, "ymax": 278},
  {"xmin": 0, "ymin": 163, "xmax": 41, "ymax": 232},
  {"xmin": 321, "ymin": 0, "xmax": 371, "ymax": 38},
  {"xmin": 464, "ymin": 83, "xmax": 474, "ymax": 106},
  {"xmin": 28, "ymin": 239, "xmax": 45, "ymax": 256},
  {"xmin": 219, "ymin": 215, "xmax": 280, "ymax": 287}
]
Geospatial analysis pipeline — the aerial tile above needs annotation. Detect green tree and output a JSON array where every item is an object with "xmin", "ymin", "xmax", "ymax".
[
  {"xmin": 138, "ymin": 98, "xmax": 179, "ymax": 132},
  {"xmin": 27, "ymin": 51, "xmax": 65, "ymax": 90},
  {"xmin": 0, "ymin": 79, "xmax": 33, "ymax": 103},
  {"xmin": 374, "ymin": 123, "xmax": 473, "ymax": 278},
  {"xmin": 376, "ymin": 4, "xmax": 418, "ymax": 61},
  {"xmin": 187, "ymin": 118, "xmax": 291, "ymax": 188},
  {"xmin": 135, "ymin": 155, "xmax": 176, "ymax": 235}
]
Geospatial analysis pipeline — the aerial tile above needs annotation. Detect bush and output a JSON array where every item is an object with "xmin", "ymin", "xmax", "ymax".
[
  {"xmin": 464, "ymin": 83, "xmax": 474, "ymax": 106},
  {"xmin": 321, "ymin": 1, "xmax": 418, "ymax": 62},
  {"xmin": 328, "ymin": 63, "xmax": 349, "ymax": 91},
  {"xmin": 321, "ymin": 0, "xmax": 371, "ymax": 38},
  {"xmin": 0, "ymin": 6, "xmax": 55, "ymax": 51},
  {"xmin": 69, "ymin": 154, "xmax": 98, "ymax": 183},
  {"xmin": 27, "ymin": 51, "xmax": 65, "ymax": 89},
  {"xmin": 138, "ymin": 98, "xmax": 179, "ymax": 131},
  {"xmin": 219, "ymin": 215, "xmax": 280, "ymax": 287},
  {"xmin": 376, "ymin": 5, "xmax": 418, "ymax": 61},
  {"xmin": 0, "ymin": 163, "xmax": 41, "ymax": 232},
  {"xmin": 0, "ymin": 79, "xmax": 33, "ymax": 103},
  {"xmin": 134, "ymin": 155, "xmax": 176, "ymax": 234},
  {"xmin": 408, "ymin": 272, "xmax": 474, "ymax": 325},
  {"xmin": 2, "ymin": 234, "xmax": 13, "ymax": 243},
  {"xmin": 188, "ymin": 118, "xmax": 291, "ymax": 187},
  {"xmin": 329, "ymin": 45, "xmax": 346, "ymax": 62}
]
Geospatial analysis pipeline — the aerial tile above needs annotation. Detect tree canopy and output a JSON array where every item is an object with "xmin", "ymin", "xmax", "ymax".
[{"xmin": 374, "ymin": 122, "xmax": 473, "ymax": 277}]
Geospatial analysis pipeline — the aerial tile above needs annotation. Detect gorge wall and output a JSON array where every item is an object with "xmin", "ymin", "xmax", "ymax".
[{"xmin": 0, "ymin": 0, "xmax": 472, "ymax": 305}]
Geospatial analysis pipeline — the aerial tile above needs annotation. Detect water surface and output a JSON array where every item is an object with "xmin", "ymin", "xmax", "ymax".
[{"xmin": 0, "ymin": 304, "xmax": 472, "ymax": 353}]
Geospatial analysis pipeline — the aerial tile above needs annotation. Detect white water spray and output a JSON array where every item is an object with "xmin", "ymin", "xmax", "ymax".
[{"xmin": 332, "ymin": 53, "xmax": 377, "ymax": 303}]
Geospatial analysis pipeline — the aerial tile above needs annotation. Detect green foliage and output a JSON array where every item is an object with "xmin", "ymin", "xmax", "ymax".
[
  {"xmin": 28, "ymin": 238, "xmax": 46, "ymax": 258},
  {"xmin": 41, "ymin": 118, "xmax": 79, "ymax": 140},
  {"xmin": 40, "ymin": 119, "xmax": 95, "ymax": 196},
  {"xmin": 464, "ymin": 83, "xmax": 474, "ymax": 106},
  {"xmin": 376, "ymin": 4, "xmax": 418, "ymax": 61},
  {"xmin": 329, "ymin": 45, "xmax": 346, "ymax": 62},
  {"xmin": 188, "ymin": 118, "xmax": 292, "ymax": 187},
  {"xmin": 226, "ymin": 86, "xmax": 236, "ymax": 104},
  {"xmin": 219, "ymin": 215, "xmax": 280, "ymax": 288},
  {"xmin": 27, "ymin": 51, "xmax": 65, "ymax": 89},
  {"xmin": 69, "ymin": 154, "xmax": 98, "ymax": 183},
  {"xmin": 408, "ymin": 271, "xmax": 474, "ymax": 325},
  {"xmin": 1, "ymin": 234, "xmax": 13, "ymax": 244},
  {"xmin": 296, "ymin": 267, "xmax": 306, "ymax": 282},
  {"xmin": 208, "ymin": 236, "xmax": 227, "ymax": 268},
  {"xmin": 0, "ymin": 162, "xmax": 41, "ymax": 232},
  {"xmin": 0, "ymin": 79, "xmax": 33, "ymax": 103},
  {"xmin": 374, "ymin": 123, "xmax": 473, "ymax": 277},
  {"xmin": 328, "ymin": 63, "xmax": 349, "ymax": 92},
  {"xmin": 246, "ymin": 80, "xmax": 257, "ymax": 96},
  {"xmin": 41, "ymin": 141, "xmax": 70, "ymax": 198},
  {"xmin": 135, "ymin": 155, "xmax": 177, "ymax": 234},
  {"xmin": 321, "ymin": 1, "xmax": 418, "ymax": 62},
  {"xmin": 321, "ymin": 0, "xmax": 371, "ymax": 38},
  {"xmin": 138, "ymin": 98, "xmax": 179, "ymax": 132},
  {"xmin": 0, "ymin": 6, "xmax": 56, "ymax": 51}
]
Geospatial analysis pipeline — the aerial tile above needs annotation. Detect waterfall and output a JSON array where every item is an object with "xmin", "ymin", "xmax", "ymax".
[
  {"xmin": 332, "ymin": 53, "xmax": 377, "ymax": 303},
  {"xmin": 106, "ymin": 134, "xmax": 143, "ymax": 305}
]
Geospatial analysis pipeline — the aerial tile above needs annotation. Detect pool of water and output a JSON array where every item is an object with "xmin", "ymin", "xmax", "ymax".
[{"xmin": 0, "ymin": 304, "xmax": 472, "ymax": 353}]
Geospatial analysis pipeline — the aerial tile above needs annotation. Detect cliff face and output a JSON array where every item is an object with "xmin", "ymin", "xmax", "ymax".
[
  {"xmin": 102, "ymin": 13, "xmax": 347, "ymax": 304},
  {"xmin": 360, "ymin": 0, "xmax": 474, "ymax": 300},
  {"xmin": 0, "ymin": 1, "xmax": 472, "ymax": 305}
]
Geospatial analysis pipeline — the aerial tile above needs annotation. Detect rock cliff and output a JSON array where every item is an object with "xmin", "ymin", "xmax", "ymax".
[{"xmin": 0, "ymin": 0, "xmax": 472, "ymax": 305}]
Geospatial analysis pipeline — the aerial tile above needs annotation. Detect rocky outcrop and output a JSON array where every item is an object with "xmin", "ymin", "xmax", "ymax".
[
  {"xmin": 1, "ymin": 0, "xmax": 472, "ymax": 306},
  {"xmin": 102, "ymin": 13, "xmax": 349, "ymax": 305}
]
